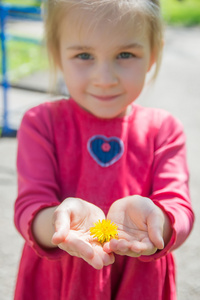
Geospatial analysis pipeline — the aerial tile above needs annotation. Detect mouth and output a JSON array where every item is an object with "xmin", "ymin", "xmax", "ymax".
[{"xmin": 89, "ymin": 93, "xmax": 121, "ymax": 102}]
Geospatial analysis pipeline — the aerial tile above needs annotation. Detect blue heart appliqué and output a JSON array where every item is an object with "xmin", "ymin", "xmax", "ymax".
[{"xmin": 87, "ymin": 135, "xmax": 124, "ymax": 167}]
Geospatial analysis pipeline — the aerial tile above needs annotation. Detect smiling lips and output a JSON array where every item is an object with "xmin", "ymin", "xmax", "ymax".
[{"xmin": 90, "ymin": 94, "xmax": 121, "ymax": 102}]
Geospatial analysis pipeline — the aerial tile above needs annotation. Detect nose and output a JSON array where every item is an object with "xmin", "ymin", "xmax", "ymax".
[{"xmin": 92, "ymin": 61, "xmax": 119, "ymax": 88}]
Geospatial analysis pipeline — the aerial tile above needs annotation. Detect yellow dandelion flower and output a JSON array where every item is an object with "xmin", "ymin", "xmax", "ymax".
[{"xmin": 90, "ymin": 219, "xmax": 118, "ymax": 244}]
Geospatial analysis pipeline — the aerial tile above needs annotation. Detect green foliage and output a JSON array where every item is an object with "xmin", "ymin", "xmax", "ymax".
[
  {"xmin": 2, "ymin": 0, "xmax": 41, "ymax": 6},
  {"xmin": 2, "ymin": 0, "xmax": 200, "ymax": 25},
  {"xmin": 161, "ymin": 0, "xmax": 200, "ymax": 26},
  {"xmin": 0, "ymin": 41, "xmax": 48, "ymax": 82}
]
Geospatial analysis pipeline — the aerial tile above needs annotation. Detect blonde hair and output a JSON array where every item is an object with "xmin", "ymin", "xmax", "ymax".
[{"xmin": 44, "ymin": 0, "xmax": 163, "ymax": 80}]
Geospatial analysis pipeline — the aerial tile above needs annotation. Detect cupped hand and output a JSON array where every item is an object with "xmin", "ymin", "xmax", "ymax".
[
  {"xmin": 51, "ymin": 197, "xmax": 115, "ymax": 269},
  {"xmin": 103, "ymin": 196, "xmax": 165, "ymax": 257}
]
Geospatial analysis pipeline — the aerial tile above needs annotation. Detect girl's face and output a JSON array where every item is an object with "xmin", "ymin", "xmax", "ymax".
[{"xmin": 59, "ymin": 9, "xmax": 154, "ymax": 119}]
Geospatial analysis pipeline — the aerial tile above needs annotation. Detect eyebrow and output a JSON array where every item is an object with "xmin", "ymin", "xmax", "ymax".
[
  {"xmin": 66, "ymin": 43, "xmax": 143, "ymax": 51},
  {"xmin": 121, "ymin": 43, "xmax": 144, "ymax": 50},
  {"xmin": 66, "ymin": 46, "xmax": 93, "ymax": 51}
]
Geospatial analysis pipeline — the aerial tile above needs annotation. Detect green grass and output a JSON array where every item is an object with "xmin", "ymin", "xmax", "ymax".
[
  {"xmin": 0, "ymin": 41, "xmax": 48, "ymax": 82},
  {"xmin": 161, "ymin": 0, "xmax": 200, "ymax": 26}
]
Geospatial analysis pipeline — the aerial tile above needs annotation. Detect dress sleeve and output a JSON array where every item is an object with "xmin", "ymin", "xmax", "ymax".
[
  {"xmin": 14, "ymin": 104, "xmax": 65, "ymax": 260},
  {"xmin": 140, "ymin": 113, "xmax": 194, "ymax": 262}
]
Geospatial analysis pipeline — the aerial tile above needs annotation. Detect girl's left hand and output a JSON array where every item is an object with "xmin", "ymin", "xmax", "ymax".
[{"xmin": 103, "ymin": 196, "xmax": 166, "ymax": 257}]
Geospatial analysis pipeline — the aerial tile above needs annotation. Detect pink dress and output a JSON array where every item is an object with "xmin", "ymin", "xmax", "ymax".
[{"xmin": 14, "ymin": 99, "xmax": 194, "ymax": 300}]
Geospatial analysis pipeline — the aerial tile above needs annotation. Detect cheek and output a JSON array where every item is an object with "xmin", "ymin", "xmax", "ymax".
[
  {"xmin": 123, "ymin": 70, "xmax": 144, "ymax": 90},
  {"xmin": 127, "ymin": 62, "xmax": 148, "ymax": 84},
  {"xmin": 122, "ymin": 68, "xmax": 147, "ymax": 99},
  {"xmin": 63, "ymin": 62, "xmax": 89, "ymax": 84},
  {"xmin": 62, "ymin": 66, "xmax": 83, "ymax": 90}
]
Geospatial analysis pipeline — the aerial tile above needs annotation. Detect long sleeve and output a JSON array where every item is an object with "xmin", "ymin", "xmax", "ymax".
[
  {"xmin": 14, "ymin": 104, "xmax": 64, "ymax": 259},
  {"xmin": 140, "ymin": 113, "xmax": 194, "ymax": 262}
]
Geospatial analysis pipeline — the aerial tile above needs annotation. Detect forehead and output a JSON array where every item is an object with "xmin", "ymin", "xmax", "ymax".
[{"xmin": 59, "ymin": 5, "xmax": 149, "ymax": 45}]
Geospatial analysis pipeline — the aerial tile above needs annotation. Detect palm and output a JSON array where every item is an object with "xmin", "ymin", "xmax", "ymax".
[
  {"xmin": 52, "ymin": 198, "xmax": 115, "ymax": 269},
  {"xmin": 104, "ymin": 196, "xmax": 164, "ymax": 257}
]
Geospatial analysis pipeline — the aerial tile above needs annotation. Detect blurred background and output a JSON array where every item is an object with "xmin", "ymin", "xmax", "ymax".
[
  {"xmin": 1, "ymin": 0, "xmax": 200, "ymax": 132},
  {"xmin": 0, "ymin": 0, "xmax": 200, "ymax": 299}
]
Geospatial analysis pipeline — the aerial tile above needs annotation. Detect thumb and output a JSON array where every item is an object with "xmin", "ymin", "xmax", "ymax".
[
  {"xmin": 147, "ymin": 210, "xmax": 165, "ymax": 250},
  {"xmin": 52, "ymin": 209, "xmax": 70, "ymax": 245}
]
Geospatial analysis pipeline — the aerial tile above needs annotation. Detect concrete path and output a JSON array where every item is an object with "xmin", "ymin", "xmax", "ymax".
[{"xmin": 0, "ymin": 26, "xmax": 200, "ymax": 299}]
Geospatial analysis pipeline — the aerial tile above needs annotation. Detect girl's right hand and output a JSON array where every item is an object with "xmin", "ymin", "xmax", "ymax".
[{"xmin": 51, "ymin": 198, "xmax": 115, "ymax": 269}]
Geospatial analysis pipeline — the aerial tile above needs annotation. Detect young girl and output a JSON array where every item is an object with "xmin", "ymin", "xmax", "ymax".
[{"xmin": 14, "ymin": 0, "xmax": 194, "ymax": 299}]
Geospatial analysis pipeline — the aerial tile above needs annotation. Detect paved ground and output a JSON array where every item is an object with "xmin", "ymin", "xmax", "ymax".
[{"xmin": 0, "ymin": 26, "xmax": 200, "ymax": 299}]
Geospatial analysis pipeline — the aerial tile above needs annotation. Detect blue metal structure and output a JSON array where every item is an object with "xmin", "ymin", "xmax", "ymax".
[{"xmin": 0, "ymin": 2, "xmax": 42, "ymax": 137}]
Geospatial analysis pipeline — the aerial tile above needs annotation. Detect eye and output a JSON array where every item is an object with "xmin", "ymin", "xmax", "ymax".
[
  {"xmin": 76, "ymin": 53, "xmax": 93, "ymax": 60},
  {"xmin": 117, "ymin": 52, "xmax": 134, "ymax": 59}
]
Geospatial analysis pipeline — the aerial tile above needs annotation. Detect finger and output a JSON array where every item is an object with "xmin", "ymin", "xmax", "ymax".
[
  {"xmin": 93, "ymin": 243, "xmax": 115, "ymax": 266},
  {"xmin": 104, "ymin": 238, "xmax": 156, "ymax": 257},
  {"xmin": 104, "ymin": 239, "xmax": 132, "ymax": 255},
  {"xmin": 103, "ymin": 239, "xmax": 119, "ymax": 253},
  {"xmin": 103, "ymin": 242, "xmax": 113, "ymax": 254},
  {"xmin": 147, "ymin": 211, "xmax": 164, "ymax": 249},
  {"xmin": 52, "ymin": 209, "xmax": 70, "ymax": 245},
  {"xmin": 81, "ymin": 243, "xmax": 104, "ymax": 269},
  {"xmin": 58, "ymin": 231, "xmax": 95, "ymax": 260},
  {"xmin": 130, "ymin": 239, "xmax": 157, "ymax": 255},
  {"xmin": 103, "ymin": 253, "xmax": 115, "ymax": 266},
  {"xmin": 84, "ymin": 243, "xmax": 115, "ymax": 269},
  {"xmin": 112, "ymin": 239, "xmax": 142, "ymax": 257},
  {"xmin": 85, "ymin": 253, "xmax": 104, "ymax": 270}
]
